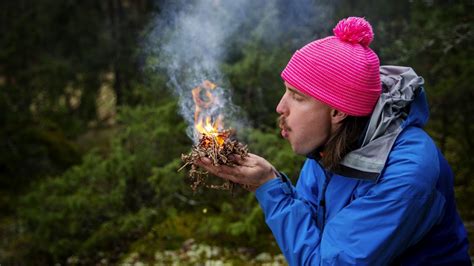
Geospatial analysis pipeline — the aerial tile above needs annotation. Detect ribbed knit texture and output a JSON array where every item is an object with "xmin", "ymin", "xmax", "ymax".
[{"xmin": 281, "ymin": 17, "xmax": 381, "ymax": 116}]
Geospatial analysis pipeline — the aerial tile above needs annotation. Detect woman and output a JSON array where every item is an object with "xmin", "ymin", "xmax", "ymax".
[{"xmin": 198, "ymin": 17, "xmax": 470, "ymax": 265}]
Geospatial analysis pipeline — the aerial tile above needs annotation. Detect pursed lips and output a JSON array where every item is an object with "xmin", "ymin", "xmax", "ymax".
[{"xmin": 278, "ymin": 116, "xmax": 291, "ymax": 138}]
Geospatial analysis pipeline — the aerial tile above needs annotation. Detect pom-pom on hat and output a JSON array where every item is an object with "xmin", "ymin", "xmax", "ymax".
[{"xmin": 281, "ymin": 17, "xmax": 381, "ymax": 116}]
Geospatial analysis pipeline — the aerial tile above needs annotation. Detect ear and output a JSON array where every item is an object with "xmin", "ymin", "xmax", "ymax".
[{"xmin": 330, "ymin": 109, "xmax": 348, "ymax": 125}]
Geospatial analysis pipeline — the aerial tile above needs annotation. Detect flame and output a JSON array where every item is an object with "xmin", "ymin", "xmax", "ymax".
[
  {"xmin": 195, "ymin": 116, "xmax": 226, "ymax": 146},
  {"xmin": 192, "ymin": 80, "xmax": 226, "ymax": 147}
]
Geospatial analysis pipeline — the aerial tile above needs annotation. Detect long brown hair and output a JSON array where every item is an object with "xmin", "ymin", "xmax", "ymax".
[{"xmin": 321, "ymin": 116, "xmax": 369, "ymax": 171}]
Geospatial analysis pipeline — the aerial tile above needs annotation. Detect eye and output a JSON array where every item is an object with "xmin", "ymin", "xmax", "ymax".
[{"xmin": 290, "ymin": 91, "xmax": 304, "ymax": 101}]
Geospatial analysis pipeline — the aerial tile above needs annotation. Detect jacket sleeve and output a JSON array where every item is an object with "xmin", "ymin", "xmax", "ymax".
[{"xmin": 255, "ymin": 134, "xmax": 446, "ymax": 265}]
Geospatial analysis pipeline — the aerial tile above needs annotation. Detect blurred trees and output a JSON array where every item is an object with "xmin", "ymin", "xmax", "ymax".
[
  {"xmin": 0, "ymin": 0, "xmax": 473, "ymax": 264},
  {"xmin": 0, "ymin": 0, "xmax": 156, "ymax": 212}
]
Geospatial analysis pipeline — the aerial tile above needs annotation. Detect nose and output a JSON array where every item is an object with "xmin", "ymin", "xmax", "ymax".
[{"xmin": 276, "ymin": 93, "xmax": 288, "ymax": 115}]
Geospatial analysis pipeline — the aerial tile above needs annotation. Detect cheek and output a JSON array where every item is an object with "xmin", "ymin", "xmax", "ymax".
[
  {"xmin": 291, "ymin": 109, "xmax": 331, "ymax": 146},
  {"xmin": 300, "ymin": 121, "xmax": 330, "ymax": 142},
  {"xmin": 289, "ymin": 104, "xmax": 330, "ymax": 130}
]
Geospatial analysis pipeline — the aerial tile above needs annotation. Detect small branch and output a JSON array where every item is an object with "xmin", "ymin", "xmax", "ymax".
[{"xmin": 177, "ymin": 162, "xmax": 190, "ymax": 172}]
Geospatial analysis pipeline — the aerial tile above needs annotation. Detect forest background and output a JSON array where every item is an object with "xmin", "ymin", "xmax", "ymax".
[{"xmin": 1, "ymin": 0, "xmax": 473, "ymax": 264}]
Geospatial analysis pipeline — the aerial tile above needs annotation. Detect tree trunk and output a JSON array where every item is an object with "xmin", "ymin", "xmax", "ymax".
[{"xmin": 108, "ymin": 0, "xmax": 125, "ymax": 106}]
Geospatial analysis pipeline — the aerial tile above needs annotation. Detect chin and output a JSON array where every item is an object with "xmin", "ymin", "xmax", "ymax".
[
  {"xmin": 290, "ymin": 140, "xmax": 319, "ymax": 156},
  {"xmin": 290, "ymin": 144, "xmax": 310, "ymax": 156}
]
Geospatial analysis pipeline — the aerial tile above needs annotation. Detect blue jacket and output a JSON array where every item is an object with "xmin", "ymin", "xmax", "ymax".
[{"xmin": 255, "ymin": 67, "xmax": 470, "ymax": 265}]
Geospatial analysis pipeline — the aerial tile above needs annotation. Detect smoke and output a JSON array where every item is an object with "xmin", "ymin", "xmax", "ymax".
[{"xmin": 143, "ymin": 0, "xmax": 333, "ymax": 142}]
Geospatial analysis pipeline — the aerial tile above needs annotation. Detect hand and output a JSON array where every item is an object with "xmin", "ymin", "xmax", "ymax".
[{"xmin": 196, "ymin": 153, "xmax": 277, "ymax": 192}]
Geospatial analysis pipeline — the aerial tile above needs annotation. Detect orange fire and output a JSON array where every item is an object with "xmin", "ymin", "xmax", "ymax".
[{"xmin": 192, "ymin": 80, "xmax": 226, "ymax": 146}]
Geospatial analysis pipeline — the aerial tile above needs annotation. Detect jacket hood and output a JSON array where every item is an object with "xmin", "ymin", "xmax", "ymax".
[{"xmin": 334, "ymin": 65, "xmax": 428, "ymax": 181}]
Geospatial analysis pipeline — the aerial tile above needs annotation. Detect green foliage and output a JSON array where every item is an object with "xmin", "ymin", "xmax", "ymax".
[
  {"xmin": 6, "ymin": 102, "xmax": 190, "ymax": 264},
  {"xmin": 0, "ymin": 122, "xmax": 80, "ymax": 186}
]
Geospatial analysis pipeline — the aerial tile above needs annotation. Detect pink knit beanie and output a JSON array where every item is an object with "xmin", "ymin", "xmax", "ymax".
[{"xmin": 281, "ymin": 17, "xmax": 381, "ymax": 116}]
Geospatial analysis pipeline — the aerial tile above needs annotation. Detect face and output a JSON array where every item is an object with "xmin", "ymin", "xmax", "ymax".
[{"xmin": 276, "ymin": 82, "xmax": 342, "ymax": 155}]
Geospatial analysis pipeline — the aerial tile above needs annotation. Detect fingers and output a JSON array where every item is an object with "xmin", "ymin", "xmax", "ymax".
[
  {"xmin": 227, "ymin": 153, "xmax": 257, "ymax": 167},
  {"xmin": 236, "ymin": 153, "xmax": 268, "ymax": 169},
  {"xmin": 228, "ymin": 154, "xmax": 247, "ymax": 165},
  {"xmin": 200, "ymin": 157, "xmax": 212, "ymax": 164},
  {"xmin": 196, "ymin": 158, "xmax": 243, "ymax": 183}
]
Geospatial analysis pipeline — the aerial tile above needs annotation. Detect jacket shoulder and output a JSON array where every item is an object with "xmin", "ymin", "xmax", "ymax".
[
  {"xmin": 392, "ymin": 126, "xmax": 438, "ymax": 165},
  {"xmin": 380, "ymin": 126, "xmax": 441, "ymax": 198}
]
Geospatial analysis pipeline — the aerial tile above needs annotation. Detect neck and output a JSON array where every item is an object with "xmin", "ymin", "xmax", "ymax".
[{"xmin": 306, "ymin": 146, "xmax": 324, "ymax": 161}]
